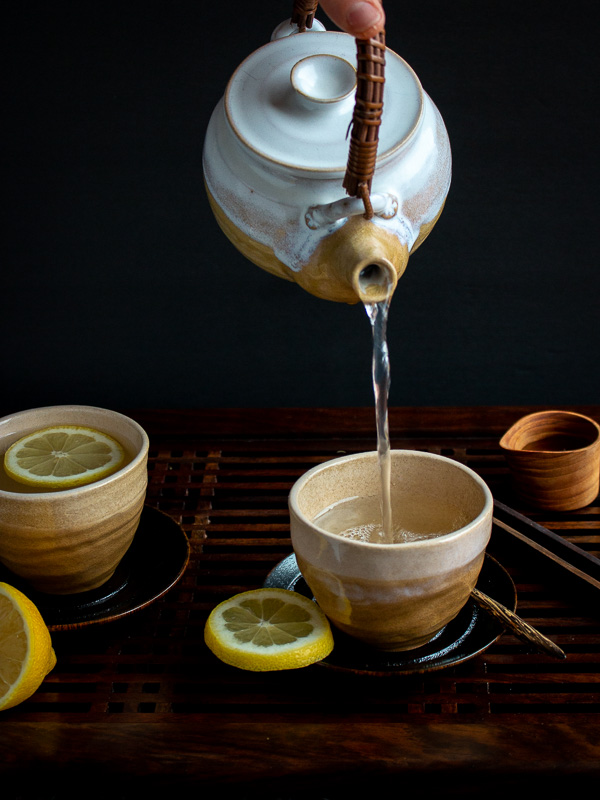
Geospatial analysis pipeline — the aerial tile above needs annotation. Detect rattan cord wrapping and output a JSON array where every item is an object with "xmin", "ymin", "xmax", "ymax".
[
  {"xmin": 343, "ymin": 31, "xmax": 386, "ymax": 218},
  {"xmin": 291, "ymin": 2, "xmax": 386, "ymax": 217},
  {"xmin": 291, "ymin": 0, "xmax": 319, "ymax": 32}
]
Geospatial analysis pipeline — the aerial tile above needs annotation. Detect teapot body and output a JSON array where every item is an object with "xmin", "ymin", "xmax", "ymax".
[{"xmin": 203, "ymin": 28, "xmax": 451, "ymax": 303}]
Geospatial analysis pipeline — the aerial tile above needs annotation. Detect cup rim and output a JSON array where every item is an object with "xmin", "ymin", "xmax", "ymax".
[
  {"xmin": 0, "ymin": 404, "xmax": 149, "ymax": 499},
  {"xmin": 499, "ymin": 409, "xmax": 600, "ymax": 454},
  {"xmin": 288, "ymin": 449, "xmax": 493, "ymax": 550}
]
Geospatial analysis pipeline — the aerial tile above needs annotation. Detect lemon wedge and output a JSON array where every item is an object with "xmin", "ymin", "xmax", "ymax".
[
  {"xmin": 0, "ymin": 582, "xmax": 57, "ymax": 711},
  {"xmin": 204, "ymin": 588, "xmax": 334, "ymax": 671},
  {"xmin": 4, "ymin": 425, "xmax": 125, "ymax": 489}
]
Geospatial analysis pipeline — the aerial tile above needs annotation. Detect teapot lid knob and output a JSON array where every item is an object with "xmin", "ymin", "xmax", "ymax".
[
  {"xmin": 290, "ymin": 54, "xmax": 356, "ymax": 107},
  {"xmin": 285, "ymin": 1, "xmax": 386, "ymax": 215}
]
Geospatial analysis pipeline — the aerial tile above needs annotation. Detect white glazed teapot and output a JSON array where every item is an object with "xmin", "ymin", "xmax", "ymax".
[{"xmin": 203, "ymin": 1, "xmax": 451, "ymax": 304}]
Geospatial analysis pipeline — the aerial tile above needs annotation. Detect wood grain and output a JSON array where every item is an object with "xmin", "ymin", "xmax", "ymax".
[{"xmin": 1, "ymin": 406, "xmax": 600, "ymax": 792}]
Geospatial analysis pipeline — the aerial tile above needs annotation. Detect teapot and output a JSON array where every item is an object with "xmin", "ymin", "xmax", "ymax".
[{"xmin": 203, "ymin": 2, "xmax": 451, "ymax": 304}]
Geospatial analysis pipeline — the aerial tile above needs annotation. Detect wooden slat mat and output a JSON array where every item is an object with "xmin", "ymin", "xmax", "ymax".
[{"xmin": 5, "ymin": 411, "xmax": 599, "ymax": 723}]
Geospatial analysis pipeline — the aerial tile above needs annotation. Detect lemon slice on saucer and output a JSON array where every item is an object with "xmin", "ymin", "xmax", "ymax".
[
  {"xmin": 4, "ymin": 425, "xmax": 125, "ymax": 490},
  {"xmin": 204, "ymin": 588, "xmax": 334, "ymax": 671},
  {"xmin": 0, "ymin": 582, "xmax": 57, "ymax": 711}
]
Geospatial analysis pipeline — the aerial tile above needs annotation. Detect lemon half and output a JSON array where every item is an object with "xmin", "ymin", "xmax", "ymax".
[
  {"xmin": 4, "ymin": 425, "xmax": 125, "ymax": 489},
  {"xmin": 204, "ymin": 588, "xmax": 334, "ymax": 671},
  {"xmin": 0, "ymin": 582, "xmax": 57, "ymax": 711}
]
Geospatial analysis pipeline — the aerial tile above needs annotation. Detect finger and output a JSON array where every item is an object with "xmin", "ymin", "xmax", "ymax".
[{"xmin": 318, "ymin": 0, "xmax": 385, "ymax": 39}]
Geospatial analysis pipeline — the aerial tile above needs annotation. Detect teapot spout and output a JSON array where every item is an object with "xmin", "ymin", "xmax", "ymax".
[
  {"xmin": 351, "ymin": 260, "xmax": 398, "ymax": 304},
  {"xmin": 294, "ymin": 216, "xmax": 409, "ymax": 304}
]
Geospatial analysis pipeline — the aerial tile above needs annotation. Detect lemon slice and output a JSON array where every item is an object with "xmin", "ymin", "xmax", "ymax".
[
  {"xmin": 4, "ymin": 425, "xmax": 125, "ymax": 489},
  {"xmin": 0, "ymin": 582, "xmax": 57, "ymax": 711},
  {"xmin": 204, "ymin": 588, "xmax": 334, "ymax": 671}
]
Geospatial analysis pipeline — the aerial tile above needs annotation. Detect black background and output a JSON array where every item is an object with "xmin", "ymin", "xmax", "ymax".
[{"xmin": 3, "ymin": 1, "xmax": 599, "ymax": 412}]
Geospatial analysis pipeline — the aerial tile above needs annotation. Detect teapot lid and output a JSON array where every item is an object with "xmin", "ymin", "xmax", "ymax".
[{"xmin": 225, "ymin": 31, "xmax": 423, "ymax": 172}]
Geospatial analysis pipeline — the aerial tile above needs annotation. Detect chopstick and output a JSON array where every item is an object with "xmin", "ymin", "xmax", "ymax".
[
  {"xmin": 492, "ymin": 499, "xmax": 600, "ymax": 594},
  {"xmin": 493, "ymin": 517, "xmax": 600, "ymax": 592}
]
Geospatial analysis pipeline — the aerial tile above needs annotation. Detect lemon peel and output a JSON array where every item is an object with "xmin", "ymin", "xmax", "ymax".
[
  {"xmin": 0, "ymin": 582, "xmax": 56, "ymax": 711},
  {"xmin": 4, "ymin": 425, "xmax": 125, "ymax": 489},
  {"xmin": 204, "ymin": 588, "xmax": 334, "ymax": 671}
]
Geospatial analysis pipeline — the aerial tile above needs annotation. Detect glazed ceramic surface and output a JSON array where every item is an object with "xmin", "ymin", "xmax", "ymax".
[
  {"xmin": 265, "ymin": 552, "xmax": 515, "ymax": 674},
  {"xmin": 289, "ymin": 450, "xmax": 493, "ymax": 651},
  {"xmin": 500, "ymin": 410, "xmax": 600, "ymax": 511},
  {"xmin": 203, "ymin": 20, "xmax": 451, "ymax": 303},
  {"xmin": 0, "ymin": 507, "xmax": 189, "ymax": 629},
  {"xmin": 0, "ymin": 405, "xmax": 149, "ymax": 594}
]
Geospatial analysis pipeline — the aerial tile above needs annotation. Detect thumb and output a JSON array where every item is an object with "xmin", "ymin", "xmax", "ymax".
[{"xmin": 318, "ymin": 0, "xmax": 385, "ymax": 39}]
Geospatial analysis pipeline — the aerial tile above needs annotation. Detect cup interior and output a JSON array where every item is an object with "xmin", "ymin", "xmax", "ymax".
[
  {"xmin": 0, "ymin": 405, "xmax": 148, "ymax": 496},
  {"xmin": 289, "ymin": 451, "xmax": 494, "ymax": 651},
  {"xmin": 500, "ymin": 411, "xmax": 600, "ymax": 454},
  {"xmin": 293, "ymin": 450, "xmax": 490, "ymax": 543}
]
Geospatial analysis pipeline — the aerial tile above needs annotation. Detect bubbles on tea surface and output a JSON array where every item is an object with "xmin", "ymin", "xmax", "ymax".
[
  {"xmin": 336, "ymin": 523, "xmax": 458, "ymax": 544},
  {"xmin": 314, "ymin": 495, "xmax": 381, "ymax": 542},
  {"xmin": 335, "ymin": 523, "xmax": 415, "ymax": 543},
  {"xmin": 314, "ymin": 495, "xmax": 471, "ymax": 544},
  {"xmin": 337, "ymin": 524, "xmax": 381, "ymax": 543}
]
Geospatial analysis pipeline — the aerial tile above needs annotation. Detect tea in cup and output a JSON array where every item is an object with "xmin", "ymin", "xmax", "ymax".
[
  {"xmin": 289, "ymin": 450, "xmax": 493, "ymax": 651},
  {"xmin": 0, "ymin": 405, "xmax": 149, "ymax": 594}
]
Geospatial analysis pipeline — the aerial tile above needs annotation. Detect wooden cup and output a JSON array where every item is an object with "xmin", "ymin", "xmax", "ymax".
[{"xmin": 499, "ymin": 410, "xmax": 600, "ymax": 510}]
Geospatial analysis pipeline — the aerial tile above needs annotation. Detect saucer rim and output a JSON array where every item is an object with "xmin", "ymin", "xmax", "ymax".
[{"xmin": 0, "ymin": 505, "xmax": 190, "ymax": 631}]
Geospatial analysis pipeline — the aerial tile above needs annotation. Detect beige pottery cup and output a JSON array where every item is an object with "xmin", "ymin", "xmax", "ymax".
[
  {"xmin": 0, "ymin": 405, "xmax": 149, "ymax": 594},
  {"xmin": 499, "ymin": 410, "xmax": 600, "ymax": 511},
  {"xmin": 289, "ymin": 450, "xmax": 493, "ymax": 651}
]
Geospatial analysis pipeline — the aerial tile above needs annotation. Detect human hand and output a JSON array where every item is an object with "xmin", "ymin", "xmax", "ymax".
[{"xmin": 318, "ymin": 0, "xmax": 385, "ymax": 39}]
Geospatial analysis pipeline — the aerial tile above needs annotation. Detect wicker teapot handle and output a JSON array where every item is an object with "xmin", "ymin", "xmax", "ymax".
[{"xmin": 291, "ymin": 0, "xmax": 385, "ymax": 219}]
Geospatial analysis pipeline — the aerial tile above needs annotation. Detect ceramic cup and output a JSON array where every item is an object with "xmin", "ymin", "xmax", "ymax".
[
  {"xmin": 0, "ymin": 405, "xmax": 149, "ymax": 594},
  {"xmin": 289, "ymin": 450, "xmax": 493, "ymax": 651},
  {"xmin": 499, "ymin": 410, "xmax": 600, "ymax": 511}
]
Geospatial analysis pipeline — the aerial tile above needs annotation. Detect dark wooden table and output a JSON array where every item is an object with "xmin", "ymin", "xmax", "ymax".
[{"xmin": 2, "ymin": 406, "xmax": 600, "ymax": 798}]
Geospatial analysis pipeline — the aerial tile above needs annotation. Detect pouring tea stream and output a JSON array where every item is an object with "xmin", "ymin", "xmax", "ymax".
[
  {"xmin": 203, "ymin": 3, "xmax": 451, "ymax": 542},
  {"xmin": 203, "ymin": 7, "xmax": 566, "ymax": 659}
]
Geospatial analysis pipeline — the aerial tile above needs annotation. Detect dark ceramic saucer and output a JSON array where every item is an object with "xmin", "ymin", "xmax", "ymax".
[
  {"xmin": 264, "ymin": 552, "xmax": 515, "ymax": 675},
  {"xmin": 0, "ymin": 506, "xmax": 190, "ymax": 631}
]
